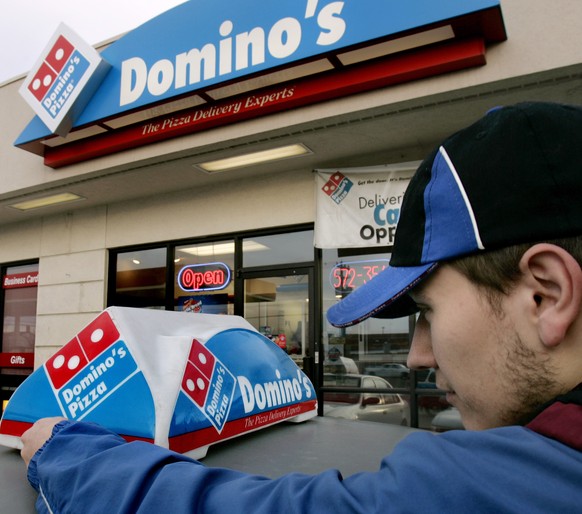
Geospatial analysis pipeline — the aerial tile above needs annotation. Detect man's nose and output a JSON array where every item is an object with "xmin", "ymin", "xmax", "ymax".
[{"xmin": 406, "ymin": 318, "xmax": 436, "ymax": 370}]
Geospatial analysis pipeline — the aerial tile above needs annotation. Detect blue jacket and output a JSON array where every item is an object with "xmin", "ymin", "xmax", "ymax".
[{"xmin": 28, "ymin": 390, "xmax": 582, "ymax": 514}]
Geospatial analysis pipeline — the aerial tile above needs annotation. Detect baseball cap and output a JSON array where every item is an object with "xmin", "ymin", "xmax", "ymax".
[{"xmin": 327, "ymin": 102, "xmax": 582, "ymax": 327}]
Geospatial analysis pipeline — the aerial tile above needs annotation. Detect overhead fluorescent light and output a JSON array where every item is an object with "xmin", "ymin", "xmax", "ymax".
[
  {"xmin": 179, "ymin": 242, "xmax": 236, "ymax": 257},
  {"xmin": 178, "ymin": 241, "xmax": 268, "ymax": 258},
  {"xmin": 8, "ymin": 192, "xmax": 85, "ymax": 211},
  {"xmin": 196, "ymin": 144, "xmax": 311, "ymax": 173}
]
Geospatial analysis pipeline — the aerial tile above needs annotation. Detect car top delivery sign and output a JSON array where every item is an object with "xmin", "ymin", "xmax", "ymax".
[
  {"xmin": 19, "ymin": 23, "xmax": 110, "ymax": 136},
  {"xmin": 0, "ymin": 307, "xmax": 317, "ymax": 460}
]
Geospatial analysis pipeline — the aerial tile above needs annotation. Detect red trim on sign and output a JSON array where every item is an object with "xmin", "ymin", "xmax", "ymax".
[
  {"xmin": 0, "ymin": 401, "xmax": 317, "ymax": 451},
  {"xmin": 44, "ymin": 38, "xmax": 485, "ymax": 168},
  {"xmin": 168, "ymin": 400, "xmax": 317, "ymax": 454},
  {"xmin": 120, "ymin": 434, "xmax": 155, "ymax": 444},
  {"xmin": 0, "ymin": 418, "xmax": 155, "ymax": 442},
  {"xmin": 0, "ymin": 419, "xmax": 33, "ymax": 437}
]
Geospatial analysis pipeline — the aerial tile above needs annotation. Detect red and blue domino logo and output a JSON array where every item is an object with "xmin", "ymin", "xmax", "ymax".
[{"xmin": 27, "ymin": 35, "xmax": 75, "ymax": 103}]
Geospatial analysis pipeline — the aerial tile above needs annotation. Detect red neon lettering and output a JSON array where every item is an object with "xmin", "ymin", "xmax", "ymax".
[{"xmin": 180, "ymin": 269, "xmax": 225, "ymax": 290}]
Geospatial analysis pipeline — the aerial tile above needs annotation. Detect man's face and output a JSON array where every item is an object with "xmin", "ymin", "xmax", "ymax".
[{"xmin": 407, "ymin": 264, "xmax": 556, "ymax": 430}]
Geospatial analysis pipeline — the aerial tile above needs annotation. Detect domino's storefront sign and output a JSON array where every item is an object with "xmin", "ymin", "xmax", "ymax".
[
  {"xmin": 19, "ymin": 23, "xmax": 110, "ymax": 136},
  {"xmin": 16, "ymin": 0, "xmax": 503, "ymax": 145}
]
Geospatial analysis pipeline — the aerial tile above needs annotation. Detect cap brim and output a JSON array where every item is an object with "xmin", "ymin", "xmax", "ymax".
[{"xmin": 326, "ymin": 262, "xmax": 438, "ymax": 327}]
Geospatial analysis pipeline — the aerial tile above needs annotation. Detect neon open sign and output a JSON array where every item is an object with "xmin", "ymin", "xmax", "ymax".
[{"xmin": 177, "ymin": 262, "xmax": 231, "ymax": 292}]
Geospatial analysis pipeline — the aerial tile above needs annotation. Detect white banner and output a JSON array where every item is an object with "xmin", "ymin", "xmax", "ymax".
[{"xmin": 314, "ymin": 163, "xmax": 418, "ymax": 249}]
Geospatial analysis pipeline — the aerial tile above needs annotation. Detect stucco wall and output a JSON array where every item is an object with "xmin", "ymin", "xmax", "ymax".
[{"xmin": 0, "ymin": 169, "xmax": 314, "ymax": 367}]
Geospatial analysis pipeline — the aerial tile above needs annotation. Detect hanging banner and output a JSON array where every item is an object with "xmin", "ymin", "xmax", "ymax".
[{"xmin": 314, "ymin": 163, "xmax": 417, "ymax": 249}]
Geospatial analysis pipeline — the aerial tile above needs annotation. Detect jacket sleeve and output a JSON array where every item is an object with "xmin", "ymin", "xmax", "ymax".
[
  {"xmin": 29, "ymin": 420, "xmax": 555, "ymax": 514},
  {"xmin": 29, "ymin": 420, "xmax": 442, "ymax": 514}
]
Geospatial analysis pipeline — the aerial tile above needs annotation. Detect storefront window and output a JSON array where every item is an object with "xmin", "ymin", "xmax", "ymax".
[
  {"xmin": 241, "ymin": 231, "xmax": 315, "ymax": 370},
  {"xmin": 244, "ymin": 272, "xmax": 311, "ymax": 366},
  {"xmin": 322, "ymin": 249, "xmax": 410, "ymax": 376},
  {"xmin": 1, "ymin": 263, "xmax": 38, "ymax": 386},
  {"xmin": 174, "ymin": 240, "xmax": 235, "ymax": 315},
  {"xmin": 321, "ymin": 249, "xmax": 413, "ymax": 425},
  {"xmin": 322, "ymin": 249, "xmax": 456, "ymax": 430},
  {"xmin": 243, "ymin": 231, "xmax": 314, "ymax": 267},
  {"xmin": 114, "ymin": 248, "xmax": 167, "ymax": 309}
]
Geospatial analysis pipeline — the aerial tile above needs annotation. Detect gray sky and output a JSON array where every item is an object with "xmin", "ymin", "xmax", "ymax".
[{"xmin": 0, "ymin": 0, "xmax": 187, "ymax": 84}]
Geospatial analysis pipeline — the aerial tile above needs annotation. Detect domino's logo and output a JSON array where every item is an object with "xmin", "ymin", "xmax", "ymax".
[
  {"xmin": 181, "ymin": 339, "xmax": 236, "ymax": 433},
  {"xmin": 27, "ymin": 35, "xmax": 90, "ymax": 120},
  {"xmin": 44, "ymin": 312, "xmax": 139, "ymax": 420},
  {"xmin": 19, "ymin": 23, "xmax": 109, "ymax": 136},
  {"xmin": 322, "ymin": 172, "xmax": 353, "ymax": 204},
  {"xmin": 27, "ymin": 35, "xmax": 75, "ymax": 102}
]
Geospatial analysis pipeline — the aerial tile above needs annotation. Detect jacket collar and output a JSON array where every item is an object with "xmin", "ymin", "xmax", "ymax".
[{"xmin": 525, "ymin": 384, "xmax": 582, "ymax": 451}]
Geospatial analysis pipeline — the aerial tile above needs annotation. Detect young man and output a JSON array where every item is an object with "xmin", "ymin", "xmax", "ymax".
[{"xmin": 21, "ymin": 102, "xmax": 582, "ymax": 513}]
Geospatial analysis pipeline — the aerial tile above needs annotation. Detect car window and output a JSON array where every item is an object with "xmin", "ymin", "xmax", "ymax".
[
  {"xmin": 362, "ymin": 377, "xmax": 374, "ymax": 389},
  {"xmin": 372, "ymin": 377, "xmax": 399, "ymax": 405},
  {"xmin": 325, "ymin": 391, "xmax": 360, "ymax": 404},
  {"xmin": 362, "ymin": 377, "xmax": 379, "ymax": 404},
  {"xmin": 323, "ymin": 374, "xmax": 361, "ymax": 404}
]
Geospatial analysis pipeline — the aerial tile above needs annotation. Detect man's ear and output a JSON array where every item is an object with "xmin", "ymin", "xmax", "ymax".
[{"xmin": 519, "ymin": 244, "xmax": 582, "ymax": 347}]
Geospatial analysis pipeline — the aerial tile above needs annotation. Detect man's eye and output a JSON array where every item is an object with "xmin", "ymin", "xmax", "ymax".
[
  {"xmin": 416, "ymin": 306, "xmax": 431, "ymax": 321},
  {"xmin": 416, "ymin": 304, "xmax": 428, "ymax": 314}
]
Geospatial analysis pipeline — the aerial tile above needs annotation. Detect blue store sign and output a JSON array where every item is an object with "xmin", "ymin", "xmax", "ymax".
[{"xmin": 16, "ymin": 0, "xmax": 504, "ymax": 156}]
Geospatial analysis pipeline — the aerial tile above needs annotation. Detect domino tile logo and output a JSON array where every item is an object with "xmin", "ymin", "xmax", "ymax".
[
  {"xmin": 44, "ymin": 312, "xmax": 139, "ymax": 420},
  {"xmin": 181, "ymin": 339, "xmax": 236, "ymax": 433},
  {"xmin": 322, "ymin": 172, "xmax": 353, "ymax": 204},
  {"xmin": 27, "ymin": 35, "xmax": 75, "ymax": 102}
]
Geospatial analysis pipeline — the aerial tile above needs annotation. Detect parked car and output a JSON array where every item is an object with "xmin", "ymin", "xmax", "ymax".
[
  {"xmin": 431, "ymin": 407, "xmax": 464, "ymax": 432},
  {"xmin": 417, "ymin": 369, "xmax": 448, "ymax": 410},
  {"xmin": 364, "ymin": 363, "xmax": 409, "ymax": 379},
  {"xmin": 323, "ymin": 374, "xmax": 408, "ymax": 426}
]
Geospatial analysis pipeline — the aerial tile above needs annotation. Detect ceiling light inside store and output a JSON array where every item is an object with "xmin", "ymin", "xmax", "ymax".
[
  {"xmin": 195, "ymin": 144, "xmax": 311, "ymax": 173},
  {"xmin": 8, "ymin": 193, "xmax": 86, "ymax": 211},
  {"xmin": 179, "ymin": 241, "xmax": 268, "ymax": 257}
]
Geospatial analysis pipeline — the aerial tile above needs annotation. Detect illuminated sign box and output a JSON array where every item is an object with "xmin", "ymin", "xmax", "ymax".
[
  {"xmin": 14, "ymin": 1, "xmax": 506, "ymax": 164},
  {"xmin": 0, "ymin": 307, "xmax": 317, "ymax": 458},
  {"xmin": 19, "ymin": 23, "xmax": 110, "ymax": 136},
  {"xmin": 178, "ymin": 262, "xmax": 231, "ymax": 292}
]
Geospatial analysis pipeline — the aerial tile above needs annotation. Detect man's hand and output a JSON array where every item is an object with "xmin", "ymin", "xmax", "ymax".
[{"xmin": 21, "ymin": 417, "xmax": 67, "ymax": 468}]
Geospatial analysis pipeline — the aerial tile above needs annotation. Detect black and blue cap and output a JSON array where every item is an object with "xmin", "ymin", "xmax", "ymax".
[{"xmin": 327, "ymin": 101, "xmax": 582, "ymax": 327}]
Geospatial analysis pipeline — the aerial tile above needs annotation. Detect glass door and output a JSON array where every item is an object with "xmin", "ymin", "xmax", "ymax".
[{"xmin": 242, "ymin": 268, "xmax": 315, "ymax": 375}]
